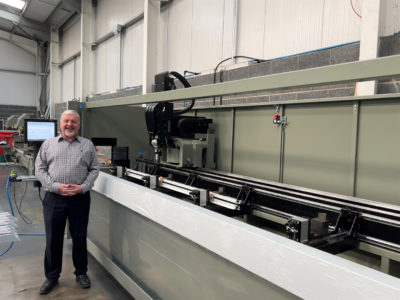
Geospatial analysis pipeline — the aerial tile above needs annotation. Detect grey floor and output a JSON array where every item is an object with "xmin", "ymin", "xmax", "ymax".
[{"xmin": 0, "ymin": 163, "xmax": 134, "ymax": 299}]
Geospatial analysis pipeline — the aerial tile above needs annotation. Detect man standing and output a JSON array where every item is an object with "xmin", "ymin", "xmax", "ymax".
[{"xmin": 35, "ymin": 110, "xmax": 99, "ymax": 295}]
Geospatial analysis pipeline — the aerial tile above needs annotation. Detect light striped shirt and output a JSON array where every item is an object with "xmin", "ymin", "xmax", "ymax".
[{"xmin": 35, "ymin": 135, "xmax": 100, "ymax": 194}]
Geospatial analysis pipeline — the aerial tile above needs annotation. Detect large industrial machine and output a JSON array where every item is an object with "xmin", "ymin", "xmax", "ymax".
[
  {"xmin": 83, "ymin": 56, "xmax": 400, "ymax": 299},
  {"xmin": 89, "ymin": 103, "xmax": 400, "ymax": 298},
  {"xmin": 118, "ymin": 75, "xmax": 400, "ymax": 256},
  {"xmin": 145, "ymin": 71, "xmax": 215, "ymax": 169}
]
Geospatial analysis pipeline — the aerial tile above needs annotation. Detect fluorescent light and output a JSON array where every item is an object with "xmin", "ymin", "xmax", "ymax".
[{"xmin": 0, "ymin": 0, "xmax": 26, "ymax": 10}]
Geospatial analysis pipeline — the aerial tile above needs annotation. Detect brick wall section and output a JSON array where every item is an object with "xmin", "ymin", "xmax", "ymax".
[
  {"xmin": 0, "ymin": 105, "xmax": 37, "ymax": 127},
  {"xmin": 174, "ymin": 42, "xmax": 360, "ymax": 109},
  {"xmin": 173, "ymin": 33, "xmax": 399, "ymax": 109},
  {"xmin": 378, "ymin": 33, "xmax": 400, "ymax": 94},
  {"xmin": 87, "ymin": 86, "xmax": 143, "ymax": 102}
]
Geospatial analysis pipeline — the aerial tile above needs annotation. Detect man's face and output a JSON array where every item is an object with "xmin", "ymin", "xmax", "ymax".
[{"xmin": 61, "ymin": 113, "xmax": 80, "ymax": 139}]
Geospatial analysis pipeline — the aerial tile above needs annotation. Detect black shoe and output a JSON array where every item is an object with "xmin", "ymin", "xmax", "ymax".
[
  {"xmin": 76, "ymin": 274, "xmax": 91, "ymax": 289},
  {"xmin": 39, "ymin": 278, "xmax": 58, "ymax": 295}
]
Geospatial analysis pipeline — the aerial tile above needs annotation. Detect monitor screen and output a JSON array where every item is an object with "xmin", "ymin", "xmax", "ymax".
[{"xmin": 24, "ymin": 119, "xmax": 58, "ymax": 143}]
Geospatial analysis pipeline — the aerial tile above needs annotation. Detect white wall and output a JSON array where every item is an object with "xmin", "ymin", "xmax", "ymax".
[
  {"xmin": 60, "ymin": 19, "xmax": 81, "ymax": 102},
  {"xmin": 61, "ymin": 60, "xmax": 74, "ymax": 102},
  {"xmin": 0, "ymin": 32, "xmax": 37, "ymax": 106},
  {"xmin": 95, "ymin": 0, "xmax": 143, "ymax": 39},
  {"xmin": 380, "ymin": 0, "xmax": 400, "ymax": 36},
  {"xmin": 264, "ymin": 0, "xmax": 326, "ymax": 58},
  {"xmin": 58, "ymin": 0, "xmax": 400, "ymax": 96},
  {"xmin": 161, "ymin": 0, "xmax": 192, "ymax": 73},
  {"xmin": 76, "ymin": 56, "xmax": 81, "ymax": 100},
  {"xmin": 0, "ymin": 72, "xmax": 37, "ymax": 106},
  {"xmin": 61, "ymin": 19, "xmax": 81, "ymax": 60},
  {"xmin": 158, "ymin": 0, "xmax": 366, "ymax": 74},
  {"xmin": 122, "ymin": 20, "xmax": 144, "ymax": 88},
  {"xmin": 92, "ymin": 0, "xmax": 144, "ymax": 93},
  {"xmin": 94, "ymin": 37, "xmax": 120, "ymax": 93}
]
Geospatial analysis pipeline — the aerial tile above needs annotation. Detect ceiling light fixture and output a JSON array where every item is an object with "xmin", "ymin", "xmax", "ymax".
[{"xmin": 0, "ymin": 0, "xmax": 26, "ymax": 10}]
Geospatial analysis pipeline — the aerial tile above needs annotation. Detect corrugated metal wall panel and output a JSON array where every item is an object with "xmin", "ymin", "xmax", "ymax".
[
  {"xmin": 322, "ymin": 0, "xmax": 361, "ymax": 47},
  {"xmin": 396, "ymin": 0, "xmax": 400, "ymax": 32},
  {"xmin": 0, "ymin": 38, "xmax": 36, "ymax": 106},
  {"xmin": 0, "ymin": 39, "xmax": 35, "ymax": 72},
  {"xmin": 166, "ymin": 0, "xmax": 193, "ymax": 73},
  {"xmin": 237, "ymin": 0, "xmax": 266, "ymax": 59},
  {"xmin": 380, "ymin": 0, "xmax": 400, "ymax": 36},
  {"xmin": 221, "ymin": 0, "xmax": 234, "ymax": 61},
  {"xmin": 94, "ymin": 37, "xmax": 120, "ymax": 94},
  {"xmin": 191, "ymin": 0, "xmax": 225, "ymax": 71},
  {"xmin": 61, "ymin": 19, "xmax": 81, "ymax": 61},
  {"xmin": 59, "ymin": 0, "xmax": 398, "ymax": 95},
  {"xmin": 157, "ymin": 8, "xmax": 169, "ymax": 73},
  {"xmin": 122, "ymin": 21, "xmax": 144, "ymax": 88},
  {"xmin": 264, "ymin": 0, "xmax": 324, "ymax": 59},
  {"xmin": 95, "ymin": 0, "xmax": 143, "ymax": 39},
  {"xmin": 0, "ymin": 73, "xmax": 36, "ymax": 106},
  {"xmin": 61, "ymin": 60, "xmax": 74, "ymax": 102},
  {"xmin": 76, "ymin": 57, "xmax": 81, "ymax": 100}
]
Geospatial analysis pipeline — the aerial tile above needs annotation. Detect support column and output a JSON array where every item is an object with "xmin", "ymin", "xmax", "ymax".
[
  {"xmin": 38, "ymin": 43, "xmax": 48, "ymax": 116},
  {"xmin": 355, "ymin": 0, "xmax": 382, "ymax": 96},
  {"xmin": 81, "ymin": 0, "xmax": 92, "ymax": 102},
  {"xmin": 49, "ymin": 27, "xmax": 60, "ymax": 118},
  {"xmin": 142, "ymin": 0, "xmax": 160, "ymax": 94}
]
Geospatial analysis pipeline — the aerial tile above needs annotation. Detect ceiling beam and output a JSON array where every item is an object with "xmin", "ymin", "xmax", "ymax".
[
  {"xmin": 62, "ymin": 0, "xmax": 81, "ymax": 13},
  {"xmin": 0, "ymin": 36, "xmax": 36, "ymax": 56},
  {"xmin": 0, "ymin": 9, "xmax": 49, "ymax": 33},
  {"xmin": 15, "ymin": 23, "xmax": 36, "ymax": 41},
  {"xmin": 45, "ymin": 1, "xmax": 63, "ymax": 25},
  {"xmin": 46, "ymin": 0, "xmax": 81, "ymax": 28},
  {"xmin": 21, "ymin": 0, "xmax": 33, "ymax": 17}
]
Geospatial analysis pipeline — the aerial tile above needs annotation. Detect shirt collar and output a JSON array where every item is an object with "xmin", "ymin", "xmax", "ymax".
[{"xmin": 57, "ymin": 134, "xmax": 81, "ymax": 143}]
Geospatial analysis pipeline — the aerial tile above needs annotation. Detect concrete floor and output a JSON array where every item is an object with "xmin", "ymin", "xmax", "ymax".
[{"xmin": 0, "ymin": 163, "xmax": 134, "ymax": 299}]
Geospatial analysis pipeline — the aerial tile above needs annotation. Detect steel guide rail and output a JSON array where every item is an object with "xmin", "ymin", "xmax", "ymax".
[
  {"xmin": 134, "ymin": 160, "xmax": 400, "ymax": 252},
  {"xmin": 152, "ymin": 163, "xmax": 400, "ymax": 220},
  {"xmin": 126, "ymin": 168, "xmax": 207, "ymax": 206},
  {"xmin": 126, "ymin": 168, "xmax": 150, "ymax": 181},
  {"xmin": 191, "ymin": 168, "xmax": 400, "ymax": 217},
  {"xmin": 359, "ymin": 235, "xmax": 400, "ymax": 253}
]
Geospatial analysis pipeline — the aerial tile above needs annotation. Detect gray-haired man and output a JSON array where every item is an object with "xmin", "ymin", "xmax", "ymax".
[{"xmin": 35, "ymin": 110, "xmax": 99, "ymax": 294}]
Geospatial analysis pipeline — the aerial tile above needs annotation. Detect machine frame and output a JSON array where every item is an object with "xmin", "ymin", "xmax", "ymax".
[{"xmin": 83, "ymin": 54, "xmax": 400, "ymax": 299}]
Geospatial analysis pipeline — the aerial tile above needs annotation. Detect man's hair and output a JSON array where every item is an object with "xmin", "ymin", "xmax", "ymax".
[{"xmin": 61, "ymin": 110, "xmax": 80, "ymax": 124}]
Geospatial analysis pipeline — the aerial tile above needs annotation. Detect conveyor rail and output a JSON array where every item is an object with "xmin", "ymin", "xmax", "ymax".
[{"xmin": 133, "ymin": 160, "xmax": 400, "ymax": 254}]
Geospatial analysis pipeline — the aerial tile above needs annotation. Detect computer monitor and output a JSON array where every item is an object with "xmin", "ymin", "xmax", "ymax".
[{"xmin": 24, "ymin": 119, "xmax": 58, "ymax": 144}]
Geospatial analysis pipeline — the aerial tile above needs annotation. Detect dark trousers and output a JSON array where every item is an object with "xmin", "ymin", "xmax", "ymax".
[{"xmin": 43, "ymin": 191, "xmax": 91, "ymax": 279}]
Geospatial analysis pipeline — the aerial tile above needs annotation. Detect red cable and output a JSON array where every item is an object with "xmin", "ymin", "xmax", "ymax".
[{"xmin": 350, "ymin": 0, "xmax": 362, "ymax": 19}]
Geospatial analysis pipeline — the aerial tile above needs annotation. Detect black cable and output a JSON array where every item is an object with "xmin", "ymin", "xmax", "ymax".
[
  {"xmin": 170, "ymin": 71, "xmax": 195, "ymax": 115},
  {"xmin": 12, "ymin": 159, "xmax": 32, "ymax": 224},
  {"xmin": 13, "ymin": 181, "xmax": 32, "ymax": 224},
  {"xmin": 184, "ymin": 70, "xmax": 200, "ymax": 76},
  {"xmin": 213, "ymin": 55, "xmax": 267, "ymax": 105},
  {"xmin": 219, "ymin": 69, "xmax": 225, "ymax": 105},
  {"xmin": 18, "ymin": 182, "xmax": 28, "ymax": 210},
  {"xmin": 13, "ymin": 183, "xmax": 31, "ymax": 223}
]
